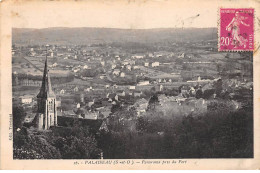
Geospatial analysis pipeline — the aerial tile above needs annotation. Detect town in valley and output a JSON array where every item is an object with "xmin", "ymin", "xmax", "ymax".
[{"xmin": 12, "ymin": 28, "xmax": 253, "ymax": 159}]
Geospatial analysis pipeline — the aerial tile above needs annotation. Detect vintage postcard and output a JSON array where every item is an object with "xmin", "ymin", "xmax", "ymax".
[{"xmin": 0, "ymin": 0, "xmax": 260, "ymax": 170}]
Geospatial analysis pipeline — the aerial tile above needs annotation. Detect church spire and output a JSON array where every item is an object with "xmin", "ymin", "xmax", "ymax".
[{"xmin": 37, "ymin": 53, "xmax": 55, "ymax": 98}]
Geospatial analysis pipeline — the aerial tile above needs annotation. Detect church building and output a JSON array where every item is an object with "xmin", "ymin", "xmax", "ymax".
[{"xmin": 35, "ymin": 57, "xmax": 57, "ymax": 130}]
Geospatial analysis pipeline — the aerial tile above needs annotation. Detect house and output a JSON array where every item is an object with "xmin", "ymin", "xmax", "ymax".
[
  {"xmin": 111, "ymin": 64, "xmax": 117, "ymax": 69},
  {"xmin": 159, "ymin": 85, "xmax": 164, "ymax": 91},
  {"xmin": 202, "ymin": 83, "xmax": 214, "ymax": 92},
  {"xmin": 186, "ymin": 54, "xmax": 195, "ymax": 59},
  {"xmin": 137, "ymin": 81, "xmax": 150, "ymax": 86},
  {"xmin": 100, "ymin": 75, "xmax": 106, "ymax": 79},
  {"xmin": 83, "ymin": 111, "xmax": 98, "ymax": 120},
  {"xmin": 122, "ymin": 61, "xmax": 129, "ymax": 65},
  {"xmin": 99, "ymin": 121, "xmax": 109, "ymax": 132},
  {"xmin": 52, "ymin": 63, "xmax": 58, "ymax": 67},
  {"xmin": 19, "ymin": 95, "xmax": 33, "ymax": 104},
  {"xmin": 144, "ymin": 62, "xmax": 149, "ymax": 67},
  {"xmin": 113, "ymin": 69, "xmax": 120, "ymax": 76},
  {"xmin": 120, "ymin": 72, "xmax": 125, "ymax": 78},
  {"xmin": 175, "ymin": 96, "xmax": 187, "ymax": 104},
  {"xmin": 83, "ymin": 65, "xmax": 89, "ymax": 69},
  {"xmin": 56, "ymin": 97, "xmax": 62, "ymax": 107},
  {"xmin": 97, "ymin": 106, "xmax": 112, "ymax": 118},
  {"xmin": 116, "ymin": 90, "xmax": 126, "ymax": 97},
  {"xmin": 134, "ymin": 91, "xmax": 143, "ymax": 97},
  {"xmin": 151, "ymin": 62, "xmax": 160, "ymax": 67},
  {"xmin": 84, "ymin": 88, "xmax": 91, "ymax": 92},
  {"xmin": 132, "ymin": 55, "xmax": 144, "ymax": 59},
  {"xmin": 63, "ymin": 110, "xmax": 77, "ymax": 117},
  {"xmin": 101, "ymin": 61, "xmax": 105, "ymax": 66},
  {"xmin": 73, "ymin": 86, "xmax": 79, "ymax": 92},
  {"xmin": 148, "ymin": 53, "xmax": 153, "ymax": 58},
  {"xmin": 189, "ymin": 87, "xmax": 196, "ymax": 96},
  {"xmin": 178, "ymin": 53, "xmax": 185, "ymax": 58},
  {"xmin": 126, "ymin": 65, "xmax": 132, "ymax": 71},
  {"xmin": 129, "ymin": 60, "xmax": 135, "ymax": 65},
  {"xmin": 113, "ymin": 84, "xmax": 118, "ymax": 89},
  {"xmin": 133, "ymin": 98, "xmax": 149, "ymax": 116},
  {"xmin": 133, "ymin": 66, "xmax": 140, "ymax": 70},
  {"xmin": 60, "ymin": 89, "xmax": 65, "ymax": 94},
  {"xmin": 180, "ymin": 85, "xmax": 190, "ymax": 95},
  {"xmin": 155, "ymin": 54, "xmax": 163, "ymax": 58},
  {"xmin": 107, "ymin": 93, "xmax": 119, "ymax": 101},
  {"xmin": 88, "ymin": 100, "xmax": 95, "ymax": 107},
  {"xmin": 73, "ymin": 69, "xmax": 80, "ymax": 73},
  {"xmin": 129, "ymin": 86, "xmax": 136, "ymax": 90}
]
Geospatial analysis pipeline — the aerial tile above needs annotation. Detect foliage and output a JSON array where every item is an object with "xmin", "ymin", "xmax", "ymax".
[
  {"xmin": 100, "ymin": 99, "xmax": 253, "ymax": 158},
  {"xmin": 213, "ymin": 79, "xmax": 223, "ymax": 96},
  {"xmin": 81, "ymin": 69, "xmax": 99, "ymax": 77},
  {"xmin": 147, "ymin": 95, "xmax": 159, "ymax": 110},
  {"xmin": 13, "ymin": 127, "xmax": 61, "ymax": 159},
  {"xmin": 13, "ymin": 73, "xmax": 74, "ymax": 85},
  {"xmin": 13, "ymin": 120, "xmax": 101, "ymax": 159},
  {"xmin": 13, "ymin": 106, "xmax": 27, "ymax": 132}
]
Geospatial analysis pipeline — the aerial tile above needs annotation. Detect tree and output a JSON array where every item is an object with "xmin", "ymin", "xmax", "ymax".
[
  {"xmin": 147, "ymin": 95, "xmax": 159, "ymax": 110},
  {"xmin": 214, "ymin": 79, "xmax": 223, "ymax": 97},
  {"xmin": 54, "ymin": 120, "xmax": 101, "ymax": 159},
  {"xmin": 13, "ymin": 127, "xmax": 61, "ymax": 159},
  {"xmin": 136, "ymin": 117, "xmax": 148, "ymax": 132},
  {"xmin": 195, "ymin": 88, "xmax": 203, "ymax": 99},
  {"xmin": 13, "ymin": 106, "xmax": 26, "ymax": 131},
  {"xmin": 13, "ymin": 119, "xmax": 102, "ymax": 159}
]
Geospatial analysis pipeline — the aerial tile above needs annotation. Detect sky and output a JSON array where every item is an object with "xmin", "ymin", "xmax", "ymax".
[{"xmin": 9, "ymin": 0, "xmax": 256, "ymax": 29}]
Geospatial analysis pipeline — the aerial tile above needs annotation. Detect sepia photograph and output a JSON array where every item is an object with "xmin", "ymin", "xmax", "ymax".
[
  {"xmin": 12, "ymin": 19, "xmax": 253, "ymax": 161},
  {"xmin": 1, "ymin": 0, "xmax": 260, "ymax": 170}
]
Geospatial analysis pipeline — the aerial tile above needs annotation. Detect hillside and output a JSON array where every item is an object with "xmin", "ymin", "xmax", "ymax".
[{"xmin": 12, "ymin": 27, "xmax": 217, "ymax": 45}]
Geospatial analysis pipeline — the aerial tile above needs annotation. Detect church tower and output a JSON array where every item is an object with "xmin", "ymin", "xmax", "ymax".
[{"xmin": 36, "ymin": 56, "xmax": 57, "ymax": 130}]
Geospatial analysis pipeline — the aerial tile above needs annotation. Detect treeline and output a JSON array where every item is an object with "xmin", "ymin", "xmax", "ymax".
[
  {"xmin": 13, "ymin": 114, "xmax": 101, "ymax": 159},
  {"xmin": 12, "ymin": 73, "xmax": 74, "ymax": 85},
  {"xmin": 13, "ymin": 90, "xmax": 253, "ymax": 159},
  {"xmin": 80, "ymin": 67, "xmax": 105, "ymax": 78},
  {"xmin": 98, "ymin": 102, "xmax": 253, "ymax": 158}
]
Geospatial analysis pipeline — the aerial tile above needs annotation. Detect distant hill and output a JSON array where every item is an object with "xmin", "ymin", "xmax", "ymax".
[{"xmin": 12, "ymin": 27, "xmax": 217, "ymax": 45}]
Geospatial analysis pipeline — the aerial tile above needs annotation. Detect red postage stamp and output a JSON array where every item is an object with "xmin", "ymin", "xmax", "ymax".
[{"xmin": 219, "ymin": 8, "xmax": 254, "ymax": 51}]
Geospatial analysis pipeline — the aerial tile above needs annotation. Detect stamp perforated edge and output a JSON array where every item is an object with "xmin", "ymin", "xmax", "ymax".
[{"xmin": 217, "ymin": 7, "xmax": 256, "ymax": 52}]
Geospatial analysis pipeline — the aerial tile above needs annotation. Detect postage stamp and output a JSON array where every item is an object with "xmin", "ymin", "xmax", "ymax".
[{"xmin": 219, "ymin": 8, "xmax": 254, "ymax": 51}]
